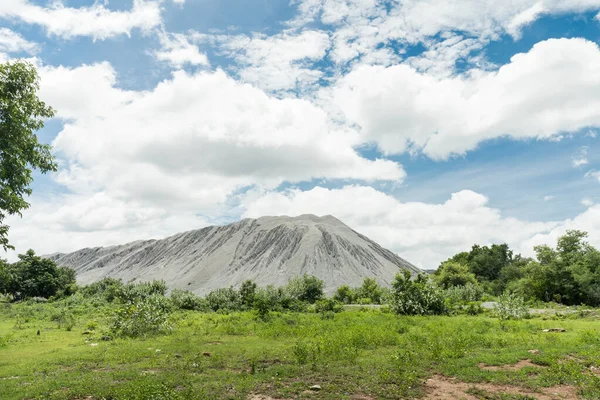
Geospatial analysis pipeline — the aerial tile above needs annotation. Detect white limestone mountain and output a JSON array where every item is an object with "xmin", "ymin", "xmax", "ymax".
[{"xmin": 47, "ymin": 215, "xmax": 421, "ymax": 294}]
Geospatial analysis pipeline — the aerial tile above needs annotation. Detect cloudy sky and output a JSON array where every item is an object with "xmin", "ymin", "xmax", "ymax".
[{"xmin": 2, "ymin": 0, "xmax": 600, "ymax": 268}]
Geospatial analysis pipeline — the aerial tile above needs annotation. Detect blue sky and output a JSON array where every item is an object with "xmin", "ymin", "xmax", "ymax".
[{"xmin": 2, "ymin": 0, "xmax": 600, "ymax": 268}]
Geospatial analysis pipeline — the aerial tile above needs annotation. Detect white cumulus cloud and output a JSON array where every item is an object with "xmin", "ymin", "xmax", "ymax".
[
  {"xmin": 0, "ymin": 0, "xmax": 162, "ymax": 40},
  {"xmin": 330, "ymin": 38, "xmax": 600, "ymax": 159},
  {"xmin": 155, "ymin": 32, "xmax": 209, "ymax": 68}
]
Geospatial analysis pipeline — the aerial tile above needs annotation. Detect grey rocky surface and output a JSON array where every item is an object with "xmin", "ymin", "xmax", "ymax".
[{"xmin": 47, "ymin": 214, "xmax": 421, "ymax": 295}]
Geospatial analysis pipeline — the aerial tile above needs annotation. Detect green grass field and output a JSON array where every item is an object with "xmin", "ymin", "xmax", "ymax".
[{"xmin": 1, "ymin": 301, "xmax": 600, "ymax": 400}]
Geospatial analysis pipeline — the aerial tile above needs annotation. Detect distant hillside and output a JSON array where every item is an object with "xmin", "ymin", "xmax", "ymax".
[{"xmin": 47, "ymin": 214, "xmax": 421, "ymax": 294}]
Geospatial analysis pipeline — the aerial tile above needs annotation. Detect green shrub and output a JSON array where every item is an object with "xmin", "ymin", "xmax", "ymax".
[
  {"xmin": 170, "ymin": 289, "xmax": 207, "ymax": 311},
  {"xmin": 81, "ymin": 277, "xmax": 124, "ymax": 302},
  {"xmin": 391, "ymin": 271, "xmax": 448, "ymax": 316},
  {"xmin": 315, "ymin": 298, "xmax": 343, "ymax": 314},
  {"xmin": 285, "ymin": 274, "xmax": 324, "ymax": 304},
  {"xmin": 445, "ymin": 282, "xmax": 484, "ymax": 304},
  {"xmin": 205, "ymin": 287, "xmax": 242, "ymax": 312},
  {"xmin": 110, "ymin": 294, "xmax": 173, "ymax": 338},
  {"xmin": 333, "ymin": 284, "xmax": 355, "ymax": 304},
  {"xmin": 465, "ymin": 302, "xmax": 484, "ymax": 315},
  {"xmin": 495, "ymin": 292, "xmax": 529, "ymax": 320},
  {"xmin": 50, "ymin": 308, "xmax": 76, "ymax": 331},
  {"xmin": 116, "ymin": 280, "xmax": 168, "ymax": 303}
]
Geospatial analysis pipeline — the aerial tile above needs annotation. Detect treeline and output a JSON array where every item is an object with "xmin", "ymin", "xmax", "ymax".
[{"xmin": 434, "ymin": 230, "xmax": 600, "ymax": 306}]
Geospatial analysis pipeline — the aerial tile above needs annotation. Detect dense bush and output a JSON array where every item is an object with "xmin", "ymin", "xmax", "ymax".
[
  {"xmin": 116, "ymin": 280, "xmax": 168, "ymax": 303},
  {"xmin": 239, "ymin": 280, "xmax": 257, "ymax": 310},
  {"xmin": 80, "ymin": 277, "xmax": 124, "ymax": 302},
  {"xmin": 170, "ymin": 289, "xmax": 207, "ymax": 311},
  {"xmin": 495, "ymin": 292, "xmax": 529, "ymax": 320},
  {"xmin": 445, "ymin": 282, "xmax": 484, "ymax": 304},
  {"xmin": 332, "ymin": 278, "xmax": 386, "ymax": 305},
  {"xmin": 434, "ymin": 262, "xmax": 478, "ymax": 289},
  {"xmin": 110, "ymin": 294, "xmax": 173, "ymax": 338},
  {"xmin": 205, "ymin": 287, "xmax": 242, "ymax": 312},
  {"xmin": 285, "ymin": 274, "xmax": 325, "ymax": 304},
  {"xmin": 391, "ymin": 271, "xmax": 447, "ymax": 316}
]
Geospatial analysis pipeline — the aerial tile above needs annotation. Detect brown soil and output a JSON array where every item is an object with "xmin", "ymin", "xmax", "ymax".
[
  {"xmin": 424, "ymin": 375, "xmax": 578, "ymax": 400},
  {"xmin": 478, "ymin": 359, "xmax": 544, "ymax": 371}
]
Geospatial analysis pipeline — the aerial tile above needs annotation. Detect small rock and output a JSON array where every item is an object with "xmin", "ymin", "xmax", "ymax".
[
  {"xmin": 543, "ymin": 328, "xmax": 566, "ymax": 332},
  {"xmin": 203, "ymin": 352, "xmax": 211, "ymax": 357},
  {"xmin": 90, "ymin": 343, "xmax": 98, "ymax": 347},
  {"xmin": 309, "ymin": 385, "xmax": 322, "ymax": 391},
  {"xmin": 528, "ymin": 349, "xmax": 540, "ymax": 354},
  {"xmin": 175, "ymin": 354, "xmax": 182, "ymax": 359},
  {"xmin": 155, "ymin": 349, "xmax": 162, "ymax": 352}
]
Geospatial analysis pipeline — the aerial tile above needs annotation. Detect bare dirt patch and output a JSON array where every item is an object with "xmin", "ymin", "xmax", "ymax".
[
  {"xmin": 424, "ymin": 375, "xmax": 578, "ymax": 400},
  {"xmin": 248, "ymin": 395, "xmax": 293, "ymax": 400},
  {"xmin": 478, "ymin": 359, "xmax": 544, "ymax": 371}
]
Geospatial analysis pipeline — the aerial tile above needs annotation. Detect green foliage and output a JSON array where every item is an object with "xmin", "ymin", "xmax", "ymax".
[
  {"xmin": 510, "ymin": 231, "xmax": 600, "ymax": 306},
  {"xmin": 80, "ymin": 277, "xmax": 124, "ymax": 302},
  {"xmin": 391, "ymin": 271, "xmax": 448, "ymax": 315},
  {"xmin": 2, "ymin": 250, "xmax": 76, "ymax": 300},
  {"xmin": 355, "ymin": 277, "xmax": 383, "ymax": 304},
  {"xmin": 50, "ymin": 308, "xmax": 76, "ymax": 331},
  {"xmin": 315, "ymin": 298, "xmax": 343, "ymax": 314},
  {"xmin": 332, "ymin": 278, "xmax": 385, "ymax": 305},
  {"xmin": 170, "ymin": 289, "xmax": 207, "ymax": 311},
  {"xmin": 495, "ymin": 292, "xmax": 530, "ymax": 320},
  {"xmin": 443, "ymin": 230, "xmax": 600, "ymax": 306},
  {"xmin": 445, "ymin": 282, "xmax": 484, "ymax": 304},
  {"xmin": 0, "ymin": 61, "xmax": 57, "ymax": 251},
  {"xmin": 110, "ymin": 294, "xmax": 173, "ymax": 338},
  {"xmin": 284, "ymin": 274, "xmax": 324, "ymax": 304},
  {"xmin": 333, "ymin": 284, "xmax": 355, "ymax": 304},
  {"xmin": 239, "ymin": 279, "xmax": 257, "ymax": 310},
  {"xmin": 116, "ymin": 280, "xmax": 168, "ymax": 303},
  {"xmin": 434, "ymin": 261, "xmax": 478, "ymax": 289},
  {"xmin": 205, "ymin": 287, "xmax": 242, "ymax": 312}
]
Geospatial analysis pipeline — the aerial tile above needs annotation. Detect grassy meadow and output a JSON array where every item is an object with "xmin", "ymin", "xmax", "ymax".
[{"xmin": 1, "ymin": 298, "xmax": 600, "ymax": 400}]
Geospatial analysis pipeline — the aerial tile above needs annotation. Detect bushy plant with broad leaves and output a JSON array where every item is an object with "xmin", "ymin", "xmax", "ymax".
[
  {"xmin": 170, "ymin": 289, "xmax": 207, "ymax": 311},
  {"xmin": 205, "ymin": 287, "xmax": 242, "ymax": 312},
  {"xmin": 116, "ymin": 280, "xmax": 168, "ymax": 303},
  {"xmin": 391, "ymin": 271, "xmax": 448, "ymax": 316},
  {"xmin": 445, "ymin": 282, "xmax": 484, "ymax": 304},
  {"xmin": 315, "ymin": 298, "xmax": 343, "ymax": 314},
  {"xmin": 81, "ymin": 277, "xmax": 124, "ymax": 302},
  {"xmin": 284, "ymin": 274, "xmax": 324, "ymax": 304},
  {"xmin": 495, "ymin": 292, "xmax": 530, "ymax": 320},
  {"xmin": 110, "ymin": 294, "xmax": 173, "ymax": 338}
]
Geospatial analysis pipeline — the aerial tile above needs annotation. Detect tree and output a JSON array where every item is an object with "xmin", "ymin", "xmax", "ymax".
[
  {"xmin": 0, "ymin": 258, "xmax": 12, "ymax": 295},
  {"xmin": 0, "ymin": 61, "xmax": 56, "ymax": 250},
  {"xmin": 355, "ymin": 277, "xmax": 383, "ymax": 304},
  {"xmin": 467, "ymin": 244, "xmax": 513, "ymax": 282},
  {"xmin": 333, "ymin": 284, "xmax": 355, "ymax": 304},
  {"xmin": 8, "ymin": 250, "xmax": 76, "ymax": 299},
  {"xmin": 434, "ymin": 261, "xmax": 477, "ymax": 289},
  {"xmin": 239, "ymin": 279, "xmax": 257, "ymax": 309},
  {"xmin": 285, "ymin": 275, "xmax": 324, "ymax": 304}
]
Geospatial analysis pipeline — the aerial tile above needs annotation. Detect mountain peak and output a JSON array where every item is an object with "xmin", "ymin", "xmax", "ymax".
[{"xmin": 48, "ymin": 215, "xmax": 420, "ymax": 294}]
